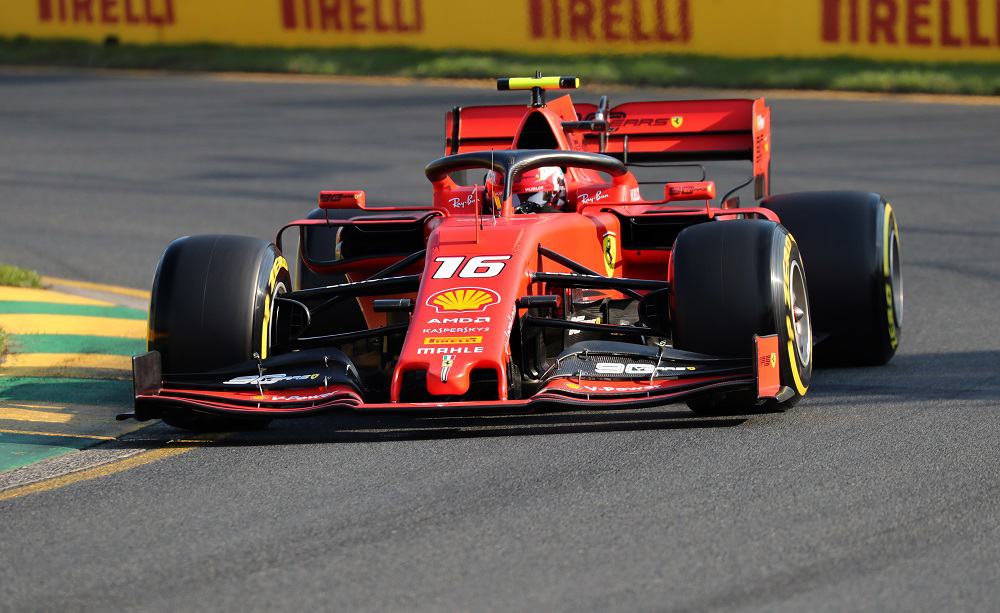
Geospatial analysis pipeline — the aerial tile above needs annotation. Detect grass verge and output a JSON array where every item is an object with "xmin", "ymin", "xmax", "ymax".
[
  {"xmin": 0, "ymin": 263, "xmax": 42, "ymax": 360},
  {"xmin": 3, "ymin": 37, "xmax": 1000, "ymax": 95},
  {"xmin": 0, "ymin": 264, "xmax": 42, "ymax": 289}
]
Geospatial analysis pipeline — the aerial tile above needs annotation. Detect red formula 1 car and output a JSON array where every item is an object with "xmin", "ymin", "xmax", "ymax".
[{"xmin": 127, "ymin": 76, "xmax": 902, "ymax": 431}]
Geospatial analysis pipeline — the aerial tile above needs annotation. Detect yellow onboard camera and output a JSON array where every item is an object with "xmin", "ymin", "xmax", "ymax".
[
  {"xmin": 497, "ymin": 74, "xmax": 580, "ymax": 106},
  {"xmin": 496, "ymin": 76, "xmax": 580, "ymax": 91}
]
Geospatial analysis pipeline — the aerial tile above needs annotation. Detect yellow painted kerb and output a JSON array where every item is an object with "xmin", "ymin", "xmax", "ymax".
[
  {"xmin": 0, "ymin": 287, "xmax": 112, "ymax": 306},
  {"xmin": 0, "ymin": 314, "xmax": 145, "ymax": 338},
  {"xmin": 0, "ymin": 428, "xmax": 115, "ymax": 441},
  {"xmin": 2, "ymin": 353, "xmax": 132, "ymax": 371},
  {"xmin": 41, "ymin": 276, "xmax": 151, "ymax": 300},
  {"xmin": 0, "ymin": 407, "xmax": 73, "ymax": 424}
]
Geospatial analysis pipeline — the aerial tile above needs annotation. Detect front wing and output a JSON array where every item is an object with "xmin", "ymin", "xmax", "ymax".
[{"xmin": 128, "ymin": 336, "xmax": 785, "ymax": 421}]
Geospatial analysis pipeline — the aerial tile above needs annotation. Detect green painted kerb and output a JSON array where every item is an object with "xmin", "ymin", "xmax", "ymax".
[
  {"xmin": 9, "ymin": 335, "xmax": 145, "ymax": 356},
  {"xmin": 0, "ymin": 377, "xmax": 134, "ymax": 406},
  {"xmin": 0, "ymin": 301, "xmax": 146, "ymax": 320},
  {"xmin": 0, "ymin": 378, "xmax": 135, "ymax": 473},
  {"xmin": 0, "ymin": 433, "xmax": 93, "ymax": 472}
]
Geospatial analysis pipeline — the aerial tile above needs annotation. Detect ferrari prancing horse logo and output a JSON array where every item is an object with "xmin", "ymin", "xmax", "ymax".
[
  {"xmin": 671, "ymin": 116, "xmax": 684, "ymax": 128},
  {"xmin": 441, "ymin": 354, "xmax": 455, "ymax": 383},
  {"xmin": 602, "ymin": 233, "xmax": 617, "ymax": 277}
]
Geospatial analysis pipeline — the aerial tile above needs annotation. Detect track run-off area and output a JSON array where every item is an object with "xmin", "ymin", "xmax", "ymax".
[
  {"xmin": 0, "ymin": 278, "xmax": 147, "ymax": 471},
  {"xmin": 0, "ymin": 69, "xmax": 998, "ymax": 611}
]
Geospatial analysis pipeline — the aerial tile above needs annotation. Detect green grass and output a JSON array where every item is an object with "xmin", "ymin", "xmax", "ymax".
[
  {"xmin": 0, "ymin": 264, "xmax": 42, "ymax": 289},
  {"xmin": 3, "ymin": 36, "xmax": 1000, "ymax": 95},
  {"xmin": 0, "ymin": 263, "xmax": 42, "ymax": 360}
]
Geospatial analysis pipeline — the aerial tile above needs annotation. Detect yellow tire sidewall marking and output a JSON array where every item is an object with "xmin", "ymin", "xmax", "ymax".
[
  {"xmin": 260, "ymin": 255, "xmax": 289, "ymax": 360},
  {"xmin": 783, "ymin": 234, "xmax": 808, "ymax": 396},
  {"xmin": 883, "ymin": 202, "xmax": 899, "ymax": 350}
]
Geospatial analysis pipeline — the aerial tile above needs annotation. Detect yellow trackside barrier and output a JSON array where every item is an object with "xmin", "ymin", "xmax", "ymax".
[{"xmin": 2, "ymin": 0, "xmax": 1000, "ymax": 63}]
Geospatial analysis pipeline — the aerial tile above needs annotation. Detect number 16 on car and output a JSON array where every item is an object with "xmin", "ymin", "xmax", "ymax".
[{"xmin": 432, "ymin": 255, "xmax": 511, "ymax": 279}]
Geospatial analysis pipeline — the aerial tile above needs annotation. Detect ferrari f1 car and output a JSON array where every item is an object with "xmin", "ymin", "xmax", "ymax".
[{"xmin": 128, "ymin": 76, "xmax": 903, "ymax": 431}]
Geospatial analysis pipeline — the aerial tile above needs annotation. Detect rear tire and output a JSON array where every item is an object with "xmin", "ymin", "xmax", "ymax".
[
  {"xmin": 148, "ymin": 235, "xmax": 290, "ymax": 431},
  {"xmin": 670, "ymin": 220, "xmax": 812, "ymax": 415},
  {"xmin": 762, "ymin": 192, "xmax": 902, "ymax": 366}
]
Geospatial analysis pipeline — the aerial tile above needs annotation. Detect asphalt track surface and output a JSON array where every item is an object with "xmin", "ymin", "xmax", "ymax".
[{"xmin": 1, "ymin": 70, "xmax": 999, "ymax": 612}]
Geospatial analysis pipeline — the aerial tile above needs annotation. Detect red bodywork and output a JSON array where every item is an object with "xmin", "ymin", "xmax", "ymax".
[{"xmin": 133, "ymin": 90, "xmax": 783, "ymax": 419}]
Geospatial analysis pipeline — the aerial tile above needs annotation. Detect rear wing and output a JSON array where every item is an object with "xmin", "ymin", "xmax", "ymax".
[
  {"xmin": 446, "ymin": 98, "xmax": 772, "ymax": 199},
  {"xmin": 445, "ymin": 104, "xmax": 524, "ymax": 154}
]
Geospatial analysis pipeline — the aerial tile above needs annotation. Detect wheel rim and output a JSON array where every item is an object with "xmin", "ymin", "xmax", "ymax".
[
  {"xmin": 789, "ymin": 259, "xmax": 812, "ymax": 366},
  {"xmin": 889, "ymin": 225, "xmax": 903, "ymax": 328}
]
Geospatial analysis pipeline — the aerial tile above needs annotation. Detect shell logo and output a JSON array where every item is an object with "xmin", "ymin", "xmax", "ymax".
[{"xmin": 426, "ymin": 287, "xmax": 500, "ymax": 313}]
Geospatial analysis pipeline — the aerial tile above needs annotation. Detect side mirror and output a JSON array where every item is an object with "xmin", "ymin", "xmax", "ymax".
[{"xmin": 664, "ymin": 181, "xmax": 716, "ymax": 202}]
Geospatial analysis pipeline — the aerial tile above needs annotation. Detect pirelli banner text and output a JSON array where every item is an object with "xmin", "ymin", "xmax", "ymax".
[{"xmin": 3, "ymin": 0, "xmax": 1000, "ymax": 63}]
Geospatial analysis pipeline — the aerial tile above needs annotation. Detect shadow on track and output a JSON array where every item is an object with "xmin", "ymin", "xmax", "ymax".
[
  {"xmin": 810, "ymin": 349, "xmax": 1000, "ymax": 403},
  {"xmin": 9, "ymin": 351, "xmax": 988, "ymax": 454},
  {"xmin": 112, "ymin": 350, "xmax": 1000, "ymax": 450},
  {"xmin": 121, "ymin": 408, "xmax": 747, "ymax": 449},
  {"xmin": 247, "ymin": 409, "xmax": 747, "ymax": 447}
]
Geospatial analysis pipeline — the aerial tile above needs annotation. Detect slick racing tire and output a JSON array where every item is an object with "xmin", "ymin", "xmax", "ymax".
[
  {"xmin": 762, "ymin": 192, "xmax": 902, "ymax": 366},
  {"xmin": 671, "ymin": 220, "xmax": 812, "ymax": 415},
  {"xmin": 148, "ymin": 235, "xmax": 290, "ymax": 431}
]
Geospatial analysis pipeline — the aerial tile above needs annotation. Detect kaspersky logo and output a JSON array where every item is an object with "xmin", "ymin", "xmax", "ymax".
[{"xmin": 426, "ymin": 287, "xmax": 499, "ymax": 313}]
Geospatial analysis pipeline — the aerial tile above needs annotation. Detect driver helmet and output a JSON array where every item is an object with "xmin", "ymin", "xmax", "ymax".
[{"xmin": 486, "ymin": 167, "xmax": 568, "ymax": 213}]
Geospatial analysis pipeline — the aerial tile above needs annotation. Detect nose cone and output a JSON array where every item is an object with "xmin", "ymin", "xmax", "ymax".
[
  {"xmin": 426, "ymin": 355, "xmax": 474, "ymax": 396},
  {"xmin": 391, "ymin": 216, "xmax": 537, "ymax": 403}
]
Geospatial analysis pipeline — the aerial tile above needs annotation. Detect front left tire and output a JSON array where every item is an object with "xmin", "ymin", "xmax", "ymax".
[{"xmin": 148, "ymin": 234, "xmax": 290, "ymax": 431}]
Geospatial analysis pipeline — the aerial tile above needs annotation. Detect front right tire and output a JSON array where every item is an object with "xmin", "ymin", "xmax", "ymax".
[{"xmin": 670, "ymin": 219, "xmax": 812, "ymax": 415}]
